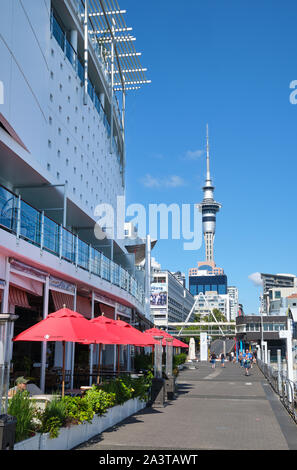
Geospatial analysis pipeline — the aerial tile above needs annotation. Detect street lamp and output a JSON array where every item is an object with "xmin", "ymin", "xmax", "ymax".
[
  {"xmin": 151, "ymin": 335, "xmax": 165, "ymax": 408},
  {"xmin": 153, "ymin": 335, "xmax": 163, "ymax": 379},
  {"xmin": 0, "ymin": 313, "xmax": 18, "ymax": 414},
  {"xmin": 0, "ymin": 313, "xmax": 18, "ymax": 450},
  {"xmin": 165, "ymin": 337, "xmax": 173, "ymax": 377},
  {"xmin": 259, "ymin": 294, "xmax": 264, "ymax": 361},
  {"xmin": 165, "ymin": 337, "xmax": 175, "ymax": 400}
]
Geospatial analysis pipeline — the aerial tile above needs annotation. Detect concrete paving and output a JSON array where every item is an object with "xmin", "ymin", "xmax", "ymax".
[{"xmin": 75, "ymin": 361, "xmax": 297, "ymax": 450}]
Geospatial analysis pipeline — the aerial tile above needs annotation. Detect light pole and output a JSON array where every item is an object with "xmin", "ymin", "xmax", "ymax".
[
  {"xmin": 0, "ymin": 313, "xmax": 18, "ymax": 450},
  {"xmin": 153, "ymin": 335, "xmax": 163, "ymax": 379},
  {"xmin": 165, "ymin": 337, "xmax": 175, "ymax": 400},
  {"xmin": 259, "ymin": 294, "xmax": 264, "ymax": 361},
  {"xmin": 151, "ymin": 335, "xmax": 165, "ymax": 408}
]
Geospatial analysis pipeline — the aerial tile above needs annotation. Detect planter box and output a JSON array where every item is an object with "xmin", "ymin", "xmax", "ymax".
[
  {"xmin": 14, "ymin": 433, "xmax": 41, "ymax": 451},
  {"xmin": 14, "ymin": 398, "xmax": 146, "ymax": 450}
]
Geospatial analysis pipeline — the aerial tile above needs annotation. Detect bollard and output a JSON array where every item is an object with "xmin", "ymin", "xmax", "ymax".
[{"xmin": 277, "ymin": 349, "xmax": 282, "ymax": 395}]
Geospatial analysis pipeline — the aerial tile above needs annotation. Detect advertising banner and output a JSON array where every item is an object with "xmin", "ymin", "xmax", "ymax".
[{"xmin": 150, "ymin": 283, "xmax": 167, "ymax": 307}]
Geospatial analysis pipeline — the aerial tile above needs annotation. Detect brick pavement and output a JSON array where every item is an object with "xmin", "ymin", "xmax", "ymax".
[{"xmin": 75, "ymin": 361, "xmax": 297, "ymax": 450}]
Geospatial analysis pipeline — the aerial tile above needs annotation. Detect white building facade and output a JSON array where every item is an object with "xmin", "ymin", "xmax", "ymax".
[
  {"xmin": 0, "ymin": 0, "xmax": 151, "ymax": 390},
  {"xmin": 193, "ymin": 291, "xmax": 230, "ymax": 321},
  {"xmin": 150, "ymin": 268, "xmax": 195, "ymax": 328},
  {"xmin": 228, "ymin": 286, "xmax": 239, "ymax": 321}
]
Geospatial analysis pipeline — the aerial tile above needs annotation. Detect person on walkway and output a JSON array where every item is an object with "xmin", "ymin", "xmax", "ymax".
[
  {"xmin": 210, "ymin": 352, "xmax": 217, "ymax": 369},
  {"xmin": 243, "ymin": 355, "xmax": 251, "ymax": 376},
  {"xmin": 238, "ymin": 351, "xmax": 243, "ymax": 367},
  {"xmin": 244, "ymin": 349, "xmax": 253, "ymax": 368},
  {"xmin": 220, "ymin": 353, "xmax": 225, "ymax": 367}
]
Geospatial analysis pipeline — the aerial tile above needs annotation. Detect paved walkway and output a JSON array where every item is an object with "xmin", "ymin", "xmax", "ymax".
[{"xmin": 76, "ymin": 361, "xmax": 297, "ymax": 450}]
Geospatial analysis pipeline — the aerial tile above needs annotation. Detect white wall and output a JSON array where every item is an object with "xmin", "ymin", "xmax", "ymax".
[
  {"xmin": 0, "ymin": 0, "xmax": 124, "ymax": 226},
  {"xmin": 0, "ymin": 0, "xmax": 50, "ymax": 161}
]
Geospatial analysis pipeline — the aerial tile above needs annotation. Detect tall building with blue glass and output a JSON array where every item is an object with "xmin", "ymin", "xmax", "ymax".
[{"xmin": 189, "ymin": 273, "xmax": 228, "ymax": 296}]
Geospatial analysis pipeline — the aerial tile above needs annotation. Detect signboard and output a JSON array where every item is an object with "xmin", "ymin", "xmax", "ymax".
[
  {"xmin": 150, "ymin": 283, "xmax": 167, "ymax": 307},
  {"xmin": 279, "ymin": 330, "xmax": 289, "ymax": 339},
  {"xmin": 200, "ymin": 332, "xmax": 208, "ymax": 361}
]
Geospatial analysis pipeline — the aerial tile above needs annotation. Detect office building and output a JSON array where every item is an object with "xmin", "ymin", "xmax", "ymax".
[
  {"xmin": 228, "ymin": 286, "xmax": 239, "ymax": 321},
  {"xmin": 150, "ymin": 264, "xmax": 195, "ymax": 328}
]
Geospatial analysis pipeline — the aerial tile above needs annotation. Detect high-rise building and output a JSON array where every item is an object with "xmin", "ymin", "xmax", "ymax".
[
  {"xmin": 150, "ymin": 263, "xmax": 195, "ymax": 328},
  {"xmin": 228, "ymin": 286, "xmax": 239, "ymax": 321},
  {"xmin": 171, "ymin": 271, "xmax": 186, "ymax": 288},
  {"xmin": 0, "ymin": 0, "xmax": 152, "ymax": 388},
  {"xmin": 193, "ymin": 291, "xmax": 230, "ymax": 321},
  {"xmin": 260, "ymin": 273, "xmax": 297, "ymax": 313}
]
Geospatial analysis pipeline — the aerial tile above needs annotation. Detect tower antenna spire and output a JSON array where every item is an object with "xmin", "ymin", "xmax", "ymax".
[
  {"xmin": 206, "ymin": 123, "xmax": 210, "ymax": 182},
  {"xmin": 197, "ymin": 125, "xmax": 221, "ymax": 262}
]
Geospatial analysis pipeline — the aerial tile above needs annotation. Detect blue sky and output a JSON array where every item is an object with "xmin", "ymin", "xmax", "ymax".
[{"xmin": 121, "ymin": 0, "xmax": 297, "ymax": 314}]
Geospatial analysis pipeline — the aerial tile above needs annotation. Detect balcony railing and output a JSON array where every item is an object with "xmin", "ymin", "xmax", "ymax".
[{"xmin": 0, "ymin": 185, "xmax": 145, "ymax": 306}]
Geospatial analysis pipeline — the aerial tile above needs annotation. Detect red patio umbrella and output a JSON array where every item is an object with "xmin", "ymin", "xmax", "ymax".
[
  {"xmin": 82, "ymin": 315, "xmax": 158, "ymax": 380},
  {"xmin": 113, "ymin": 318, "xmax": 159, "ymax": 373},
  {"xmin": 144, "ymin": 327, "xmax": 188, "ymax": 348},
  {"xmin": 13, "ymin": 307, "xmax": 121, "ymax": 396}
]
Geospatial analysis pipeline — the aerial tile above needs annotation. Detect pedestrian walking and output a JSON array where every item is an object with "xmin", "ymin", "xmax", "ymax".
[
  {"xmin": 220, "ymin": 353, "xmax": 225, "ymax": 367},
  {"xmin": 210, "ymin": 352, "xmax": 217, "ymax": 369},
  {"xmin": 243, "ymin": 355, "xmax": 251, "ymax": 376},
  {"xmin": 239, "ymin": 352, "xmax": 243, "ymax": 367}
]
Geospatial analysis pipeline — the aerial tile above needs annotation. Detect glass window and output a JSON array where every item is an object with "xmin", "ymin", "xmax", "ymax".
[
  {"xmin": 190, "ymin": 285, "xmax": 196, "ymax": 295},
  {"xmin": 218, "ymin": 284, "xmax": 226, "ymax": 294},
  {"xmin": 274, "ymin": 291, "xmax": 281, "ymax": 299}
]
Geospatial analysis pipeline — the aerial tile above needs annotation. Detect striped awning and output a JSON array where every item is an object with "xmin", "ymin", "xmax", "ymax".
[
  {"xmin": 51, "ymin": 290, "xmax": 74, "ymax": 311},
  {"xmin": 9, "ymin": 286, "xmax": 30, "ymax": 308},
  {"xmin": 98, "ymin": 302, "xmax": 115, "ymax": 319},
  {"xmin": 76, "ymin": 296, "xmax": 92, "ymax": 319}
]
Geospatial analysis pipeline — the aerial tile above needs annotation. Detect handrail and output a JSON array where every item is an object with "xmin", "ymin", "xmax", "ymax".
[
  {"xmin": 257, "ymin": 358, "xmax": 297, "ymax": 423},
  {"xmin": 0, "ymin": 184, "xmax": 145, "ymax": 306}
]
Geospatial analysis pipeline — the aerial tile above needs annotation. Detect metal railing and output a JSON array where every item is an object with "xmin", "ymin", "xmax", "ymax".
[
  {"xmin": 0, "ymin": 184, "xmax": 145, "ymax": 306},
  {"xmin": 257, "ymin": 358, "xmax": 297, "ymax": 423}
]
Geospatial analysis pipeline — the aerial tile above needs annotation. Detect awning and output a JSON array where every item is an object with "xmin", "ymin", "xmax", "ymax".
[
  {"xmin": 76, "ymin": 295, "xmax": 92, "ymax": 319},
  {"xmin": 10, "ymin": 272, "xmax": 43, "ymax": 297},
  {"xmin": 98, "ymin": 302, "xmax": 115, "ymax": 320},
  {"xmin": 51, "ymin": 290, "xmax": 74, "ymax": 310},
  {"xmin": 9, "ymin": 286, "xmax": 30, "ymax": 308}
]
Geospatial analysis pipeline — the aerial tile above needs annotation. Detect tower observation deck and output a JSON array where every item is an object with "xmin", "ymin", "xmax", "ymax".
[{"xmin": 197, "ymin": 125, "xmax": 222, "ymax": 262}]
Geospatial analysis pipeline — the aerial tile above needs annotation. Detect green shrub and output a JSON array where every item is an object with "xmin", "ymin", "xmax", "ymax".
[
  {"xmin": 61, "ymin": 395, "xmax": 94, "ymax": 425},
  {"xmin": 134, "ymin": 353, "xmax": 153, "ymax": 372},
  {"xmin": 100, "ymin": 378, "xmax": 133, "ymax": 405},
  {"xmin": 84, "ymin": 386, "xmax": 116, "ymax": 416},
  {"xmin": 130, "ymin": 371, "xmax": 153, "ymax": 401},
  {"xmin": 173, "ymin": 353, "xmax": 187, "ymax": 368},
  {"xmin": 7, "ymin": 391, "xmax": 36, "ymax": 443},
  {"xmin": 38, "ymin": 397, "xmax": 67, "ymax": 439}
]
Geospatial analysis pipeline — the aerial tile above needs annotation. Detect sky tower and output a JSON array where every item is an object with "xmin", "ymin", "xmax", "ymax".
[{"xmin": 198, "ymin": 125, "xmax": 222, "ymax": 262}]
